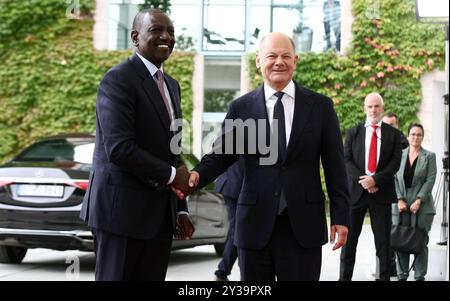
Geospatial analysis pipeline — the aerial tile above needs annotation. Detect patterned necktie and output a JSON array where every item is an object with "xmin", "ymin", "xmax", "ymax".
[
  {"xmin": 368, "ymin": 124, "xmax": 378, "ymax": 173},
  {"xmin": 154, "ymin": 70, "xmax": 172, "ymax": 122}
]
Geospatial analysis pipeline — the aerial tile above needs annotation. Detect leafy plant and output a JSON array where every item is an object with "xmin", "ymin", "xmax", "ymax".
[
  {"xmin": 0, "ymin": 0, "xmax": 193, "ymax": 163},
  {"xmin": 138, "ymin": 0, "xmax": 171, "ymax": 13}
]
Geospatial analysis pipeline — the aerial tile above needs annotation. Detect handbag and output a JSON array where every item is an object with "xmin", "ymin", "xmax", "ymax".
[
  {"xmin": 391, "ymin": 212, "xmax": 425, "ymax": 254},
  {"xmin": 391, "ymin": 212, "xmax": 426, "ymax": 272}
]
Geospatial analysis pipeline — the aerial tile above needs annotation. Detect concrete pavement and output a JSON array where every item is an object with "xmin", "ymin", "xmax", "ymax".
[{"xmin": 205, "ymin": 208, "xmax": 448, "ymax": 281}]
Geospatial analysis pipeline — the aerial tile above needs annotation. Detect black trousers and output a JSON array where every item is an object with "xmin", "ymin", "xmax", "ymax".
[
  {"xmin": 238, "ymin": 213, "xmax": 321, "ymax": 281},
  {"xmin": 92, "ymin": 208, "xmax": 173, "ymax": 281},
  {"xmin": 339, "ymin": 193, "xmax": 392, "ymax": 281},
  {"xmin": 215, "ymin": 196, "xmax": 238, "ymax": 278}
]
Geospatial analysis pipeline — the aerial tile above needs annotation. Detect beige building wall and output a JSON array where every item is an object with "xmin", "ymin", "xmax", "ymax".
[
  {"xmin": 192, "ymin": 54, "xmax": 205, "ymax": 159},
  {"xmin": 93, "ymin": 0, "xmax": 109, "ymax": 50}
]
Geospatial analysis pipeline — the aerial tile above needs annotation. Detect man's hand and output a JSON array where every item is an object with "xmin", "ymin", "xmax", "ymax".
[
  {"xmin": 367, "ymin": 186, "xmax": 379, "ymax": 193},
  {"xmin": 170, "ymin": 165, "xmax": 195, "ymax": 198},
  {"xmin": 175, "ymin": 214, "xmax": 195, "ymax": 240},
  {"xmin": 358, "ymin": 175, "xmax": 376, "ymax": 190},
  {"xmin": 172, "ymin": 171, "xmax": 200, "ymax": 199},
  {"xmin": 398, "ymin": 199, "xmax": 408, "ymax": 212},
  {"xmin": 330, "ymin": 225, "xmax": 348, "ymax": 251},
  {"xmin": 410, "ymin": 198, "xmax": 421, "ymax": 214}
]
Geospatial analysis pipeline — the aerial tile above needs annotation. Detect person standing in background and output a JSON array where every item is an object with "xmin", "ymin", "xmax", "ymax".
[
  {"xmin": 323, "ymin": 0, "xmax": 341, "ymax": 51},
  {"xmin": 383, "ymin": 112, "xmax": 409, "ymax": 149},
  {"xmin": 393, "ymin": 123, "xmax": 437, "ymax": 281},
  {"xmin": 340, "ymin": 93, "xmax": 402, "ymax": 281},
  {"xmin": 382, "ymin": 111, "xmax": 409, "ymax": 278},
  {"xmin": 213, "ymin": 159, "xmax": 245, "ymax": 281}
]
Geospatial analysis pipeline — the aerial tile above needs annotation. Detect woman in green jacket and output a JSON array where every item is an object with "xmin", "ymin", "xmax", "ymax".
[{"xmin": 393, "ymin": 123, "xmax": 437, "ymax": 281}]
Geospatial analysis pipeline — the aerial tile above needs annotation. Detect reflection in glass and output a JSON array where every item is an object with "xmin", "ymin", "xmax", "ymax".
[
  {"xmin": 202, "ymin": 0, "xmax": 246, "ymax": 51},
  {"xmin": 322, "ymin": 0, "xmax": 341, "ymax": 51}
]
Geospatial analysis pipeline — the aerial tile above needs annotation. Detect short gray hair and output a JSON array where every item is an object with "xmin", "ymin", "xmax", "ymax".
[{"xmin": 364, "ymin": 92, "xmax": 384, "ymax": 106}]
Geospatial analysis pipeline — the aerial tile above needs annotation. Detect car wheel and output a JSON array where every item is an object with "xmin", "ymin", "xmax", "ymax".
[
  {"xmin": 214, "ymin": 243, "xmax": 225, "ymax": 257},
  {"xmin": 0, "ymin": 246, "xmax": 28, "ymax": 264}
]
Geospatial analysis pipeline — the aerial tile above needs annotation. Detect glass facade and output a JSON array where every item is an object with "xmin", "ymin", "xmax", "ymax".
[
  {"xmin": 105, "ymin": 0, "xmax": 342, "ymax": 155},
  {"xmin": 201, "ymin": 0, "xmax": 246, "ymax": 52},
  {"xmin": 108, "ymin": 0, "xmax": 341, "ymax": 53}
]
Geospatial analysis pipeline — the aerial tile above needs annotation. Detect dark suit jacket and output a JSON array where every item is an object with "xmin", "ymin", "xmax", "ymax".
[
  {"xmin": 80, "ymin": 54, "xmax": 188, "ymax": 240},
  {"xmin": 344, "ymin": 122, "xmax": 402, "ymax": 205},
  {"xmin": 214, "ymin": 158, "xmax": 245, "ymax": 199},
  {"xmin": 194, "ymin": 82, "xmax": 350, "ymax": 250}
]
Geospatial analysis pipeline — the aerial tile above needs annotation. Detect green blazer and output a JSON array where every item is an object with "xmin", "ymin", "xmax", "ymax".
[{"xmin": 394, "ymin": 147, "xmax": 437, "ymax": 215}]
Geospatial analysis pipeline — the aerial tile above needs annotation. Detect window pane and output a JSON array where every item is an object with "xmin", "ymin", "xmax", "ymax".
[
  {"xmin": 171, "ymin": 0, "xmax": 200, "ymax": 51},
  {"xmin": 203, "ymin": 0, "xmax": 246, "ymax": 51}
]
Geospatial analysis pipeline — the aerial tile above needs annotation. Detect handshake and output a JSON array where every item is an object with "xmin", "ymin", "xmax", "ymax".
[{"xmin": 170, "ymin": 165, "xmax": 200, "ymax": 199}]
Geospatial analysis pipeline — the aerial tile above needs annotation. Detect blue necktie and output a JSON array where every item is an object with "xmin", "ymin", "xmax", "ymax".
[{"xmin": 273, "ymin": 91, "xmax": 287, "ymax": 214}]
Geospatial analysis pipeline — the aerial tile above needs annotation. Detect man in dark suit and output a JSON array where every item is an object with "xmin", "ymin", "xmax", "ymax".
[
  {"xmin": 176, "ymin": 32, "xmax": 350, "ymax": 281},
  {"xmin": 383, "ymin": 112, "xmax": 409, "ymax": 149},
  {"xmin": 80, "ymin": 9, "xmax": 194, "ymax": 281},
  {"xmin": 213, "ymin": 159, "xmax": 245, "ymax": 281},
  {"xmin": 339, "ymin": 93, "xmax": 402, "ymax": 281}
]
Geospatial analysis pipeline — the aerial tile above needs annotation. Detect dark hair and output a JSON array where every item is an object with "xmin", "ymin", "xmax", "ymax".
[
  {"xmin": 384, "ymin": 112, "xmax": 398, "ymax": 120},
  {"xmin": 132, "ymin": 8, "xmax": 166, "ymax": 31},
  {"xmin": 408, "ymin": 123, "xmax": 424, "ymax": 136}
]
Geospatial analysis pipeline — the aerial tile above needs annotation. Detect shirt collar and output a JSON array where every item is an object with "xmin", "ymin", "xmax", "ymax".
[
  {"xmin": 136, "ymin": 52, "xmax": 163, "ymax": 77},
  {"xmin": 365, "ymin": 119, "xmax": 383, "ymax": 128},
  {"xmin": 264, "ymin": 81, "xmax": 295, "ymax": 102}
]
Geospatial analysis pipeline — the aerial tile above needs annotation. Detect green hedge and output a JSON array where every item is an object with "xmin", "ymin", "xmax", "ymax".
[
  {"xmin": 0, "ymin": 0, "xmax": 194, "ymax": 163},
  {"xmin": 247, "ymin": 0, "xmax": 445, "ymax": 135}
]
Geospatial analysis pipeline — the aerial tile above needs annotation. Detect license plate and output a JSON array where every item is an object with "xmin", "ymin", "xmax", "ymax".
[{"xmin": 16, "ymin": 184, "xmax": 64, "ymax": 198}]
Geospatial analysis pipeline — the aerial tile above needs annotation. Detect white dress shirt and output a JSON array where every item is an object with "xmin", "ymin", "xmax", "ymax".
[
  {"xmin": 264, "ymin": 81, "xmax": 296, "ymax": 146},
  {"xmin": 364, "ymin": 119, "xmax": 382, "ymax": 175}
]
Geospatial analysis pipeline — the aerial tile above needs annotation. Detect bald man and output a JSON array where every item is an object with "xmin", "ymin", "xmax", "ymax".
[
  {"xmin": 179, "ymin": 32, "xmax": 350, "ymax": 280},
  {"xmin": 339, "ymin": 93, "xmax": 402, "ymax": 281}
]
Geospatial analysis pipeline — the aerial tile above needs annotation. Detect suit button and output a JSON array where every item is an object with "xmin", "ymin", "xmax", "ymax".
[{"xmin": 274, "ymin": 192, "xmax": 279, "ymax": 197}]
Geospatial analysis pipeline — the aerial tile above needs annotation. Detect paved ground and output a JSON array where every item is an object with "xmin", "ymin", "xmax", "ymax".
[{"xmin": 0, "ymin": 210, "xmax": 447, "ymax": 281}]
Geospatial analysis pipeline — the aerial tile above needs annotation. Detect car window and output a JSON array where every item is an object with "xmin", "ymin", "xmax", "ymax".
[{"xmin": 15, "ymin": 139, "xmax": 95, "ymax": 163}]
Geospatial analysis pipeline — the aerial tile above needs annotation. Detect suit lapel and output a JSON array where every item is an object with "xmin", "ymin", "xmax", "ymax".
[
  {"xmin": 166, "ymin": 77, "xmax": 181, "ymax": 119},
  {"xmin": 142, "ymin": 77, "xmax": 172, "ymax": 132},
  {"xmin": 378, "ymin": 123, "xmax": 390, "ymax": 170},
  {"xmin": 412, "ymin": 149, "xmax": 425, "ymax": 185},
  {"xmin": 397, "ymin": 148, "xmax": 408, "ymax": 191},
  {"xmin": 254, "ymin": 86, "xmax": 271, "ymax": 152},
  {"xmin": 130, "ymin": 54, "xmax": 171, "ymax": 136},
  {"xmin": 356, "ymin": 124, "xmax": 366, "ymax": 171},
  {"xmin": 284, "ymin": 84, "xmax": 312, "ymax": 162}
]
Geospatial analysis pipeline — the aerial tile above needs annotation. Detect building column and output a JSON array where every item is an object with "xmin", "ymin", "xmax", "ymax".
[
  {"xmin": 93, "ymin": 0, "xmax": 109, "ymax": 50},
  {"xmin": 192, "ymin": 54, "xmax": 205, "ymax": 159}
]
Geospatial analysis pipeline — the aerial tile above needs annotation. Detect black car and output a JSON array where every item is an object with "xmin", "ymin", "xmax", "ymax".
[{"xmin": 0, "ymin": 134, "xmax": 227, "ymax": 263}]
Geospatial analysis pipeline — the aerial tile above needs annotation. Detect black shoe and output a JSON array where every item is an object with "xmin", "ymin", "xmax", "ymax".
[{"xmin": 214, "ymin": 276, "xmax": 229, "ymax": 281}]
